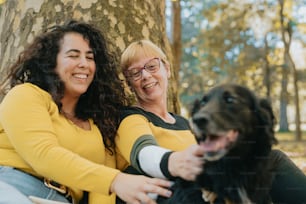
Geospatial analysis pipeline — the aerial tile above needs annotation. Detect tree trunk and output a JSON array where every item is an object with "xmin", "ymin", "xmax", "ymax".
[
  {"xmin": 263, "ymin": 35, "xmax": 271, "ymax": 100},
  {"xmin": 278, "ymin": 0, "xmax": 301, "ymax": 139},
  {"xmin": 170, "ymin": 0, "xmax": 181, "ymax": 114},
  {"xmin": 0, "ymin": 0, "xmax": 180, "ymax": 112},
  {"xmin": 278, "ymin": 0, "xmax": 290, "ymax": 132},
  {"xmin": 279, "ymin": 65, "xmax": 290, "ymax": 132}
]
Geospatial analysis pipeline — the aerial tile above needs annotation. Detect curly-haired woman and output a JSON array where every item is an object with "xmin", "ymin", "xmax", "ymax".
[{"xmin": 0, "ymin": 20, "xmax": 171, "ymax": 204}]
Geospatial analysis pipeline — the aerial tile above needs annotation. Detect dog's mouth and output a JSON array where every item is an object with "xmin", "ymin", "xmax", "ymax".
[{"xmin": 198, "ymin": 130, "xmax": 239, "ymax": 161}]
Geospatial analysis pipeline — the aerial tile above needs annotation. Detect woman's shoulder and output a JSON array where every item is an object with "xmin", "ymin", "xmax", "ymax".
[
  {"xmin": 4, "ymin": 83, "xmax": 52, "ymax": 103},
  {"xmin": 120, "ymin": 106, "xmax": 190, "ymax": 129},
  {"xmin": 120, "ymin": 106, "xmax": 146, "ymax": 118},
  {"xmin": 0, "ymin": 83, "xmax": 55, "ymax": 116},
  {"xmin": 10, "ymin": 83, "xmax": 47, "ymax": 94}
]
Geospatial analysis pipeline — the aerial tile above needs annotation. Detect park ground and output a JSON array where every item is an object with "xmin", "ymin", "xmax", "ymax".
[{"xmin": 274, "ymin": 132, "xmax": 306, "ymax": 174}]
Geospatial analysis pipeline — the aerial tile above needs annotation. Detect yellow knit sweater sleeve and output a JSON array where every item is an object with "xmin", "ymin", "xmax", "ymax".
[{"xmin": 0, "ymin": 83, "xmax": 119, "ymax": 200}]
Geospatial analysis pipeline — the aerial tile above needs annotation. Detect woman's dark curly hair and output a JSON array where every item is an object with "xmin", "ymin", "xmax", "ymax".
[{"xmin": 5, "ymin": 20, "xmax": 129, "ymax": 153}]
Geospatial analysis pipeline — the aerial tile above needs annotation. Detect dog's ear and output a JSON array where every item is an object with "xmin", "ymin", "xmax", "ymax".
[
  {"xmin": 257, "ymin": 98, "xmax": 278, "ymax": 145},
  {"xmin": 259, "ymin": 99, "xmax": 276, "ymax": 126}
]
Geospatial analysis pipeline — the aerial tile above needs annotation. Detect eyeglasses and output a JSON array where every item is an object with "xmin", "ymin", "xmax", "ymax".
[{"xmin": 125, "ymin": 58, "xmax": 161, "ymax": 81}]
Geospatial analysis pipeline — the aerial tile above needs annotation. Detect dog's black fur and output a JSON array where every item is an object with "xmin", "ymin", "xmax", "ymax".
[{"xmin": 158, "ymin": 83, "xmax": 277, "ymax": 204}]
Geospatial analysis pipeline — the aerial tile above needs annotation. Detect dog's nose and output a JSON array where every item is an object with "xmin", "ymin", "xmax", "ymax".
[{"xmin": 192, "ymin": 114, "xmax": 209, "ymax": 128}]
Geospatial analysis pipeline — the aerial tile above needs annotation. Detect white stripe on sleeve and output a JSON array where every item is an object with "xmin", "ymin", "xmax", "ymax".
[{"xmin": 138, "ymin": 145, "xmax": 171, "ymax": 179}]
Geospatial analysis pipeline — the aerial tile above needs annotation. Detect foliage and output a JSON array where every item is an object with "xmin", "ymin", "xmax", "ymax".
[{"xmin": 176, "ymin": 0, "xmax": 306, "ymax": 129}]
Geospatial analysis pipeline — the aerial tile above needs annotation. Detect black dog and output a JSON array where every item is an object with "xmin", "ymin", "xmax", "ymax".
[{"xmin": 158, "ymin": 83, "xmax": 277, "ymax": 204}]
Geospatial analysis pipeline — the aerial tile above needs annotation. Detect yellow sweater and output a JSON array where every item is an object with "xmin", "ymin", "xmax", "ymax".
[
  {"xmin": 0, "ymin": 83, "xmax": 119, "ymax": 203},
  {"xmin": 116, "ymin": 107, "xmax": 197, "ymax": 173}
]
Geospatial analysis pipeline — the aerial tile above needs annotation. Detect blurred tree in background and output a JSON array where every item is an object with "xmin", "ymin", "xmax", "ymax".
[{"xmin": 170, "ymin": 0, "xmax": 306, "ymax": 140}]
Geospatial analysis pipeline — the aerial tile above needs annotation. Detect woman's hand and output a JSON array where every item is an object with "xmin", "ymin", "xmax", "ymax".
[
  {"xmin": 110, "ymin": 172, "xmax": 172, "ymax": 204},
  {"xmin": 168, "ymin": 144, "xmax": 205, "ymax": 181}
]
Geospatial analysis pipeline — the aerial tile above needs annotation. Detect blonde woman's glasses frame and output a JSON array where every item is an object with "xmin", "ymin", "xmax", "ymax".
[{"xmin": 125, "ymin": 58, "xmax": 161, "ymax": 81}]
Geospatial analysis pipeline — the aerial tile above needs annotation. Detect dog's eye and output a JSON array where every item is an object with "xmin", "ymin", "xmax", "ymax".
[
  {"xmin": 223, "ymin": 92, "xmax": 236, "ymax": 104},
  {"xmin": 200, "ymin": 96, "xmax": 208, "ymax": 106},
  {"xmin": 223, "ymin": 91, "xmax": 237, "ymax": 103},
  {"xmin": 225, "ymin": 96, "xmax": 235, "ymax": 103}
]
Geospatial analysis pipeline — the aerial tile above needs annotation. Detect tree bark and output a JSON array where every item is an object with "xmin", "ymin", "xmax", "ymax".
[
  {"xmin": 170, "ymin": 0, "xmax": 182, "ymax": 114},
  {"xmin": 278, "ymin": 0, "xmax": 290, "ymax": 132},
  {"xmin": 0, "ymin": 0, "xmax": 180, "ymax": 112}
]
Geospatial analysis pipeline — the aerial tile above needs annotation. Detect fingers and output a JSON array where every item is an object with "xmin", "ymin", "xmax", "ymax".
[
  {"xmin": 181, "ymin": 164, "xmax": 202, "ymax": 181},
  {"xmin": 143, "ymin": 178, "xmax": 172, "ymax": 198},
  {"xmin": 169, "ymin": 145, "xmax": 205, "ymax": 181},
  {"xmin": 134, "ymin": 192, "xmax": 156, "ymax": 204},
  {"xmin": 186, "ymin": 146, "xmax": 205, "ymax": 180},
  {"xmin": 129, "ymin": 178, "xmax": 172, "ymax": 204},
  {"xmin": 126, "ymin": 192, "xmax": 152, "ymax": 204},
  {"xmin": 150, "ymin": 177, "xmax": 172, "ymax": 188},
  {"xmin": 188, "ymin": 144, "xmax": 205, "ymax": 168},
  {"xmin": 187, "ymin": 168, "xmax": 202, "ymax": 180},
  {"xmin": 192, "ymin": 143, "xmax": 206, "ymax": 156},
  {"xmin": 113, "ymin": 173, "xmax": 172, "ymax": 204}
]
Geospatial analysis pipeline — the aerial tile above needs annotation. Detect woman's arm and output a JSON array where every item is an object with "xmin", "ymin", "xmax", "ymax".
[
  {"xmin": 116, "ymin": 113, "xmax": 205, "ymax": 181},
  {"xmin": 0, "ymin": 84, "xmax": 120, "ymax": 195},
  {"xmin": 0, "ymin": 84, "xmax": 173, "ymax": 204}
]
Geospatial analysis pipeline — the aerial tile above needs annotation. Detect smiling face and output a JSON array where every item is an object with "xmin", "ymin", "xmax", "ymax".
[
  {"xmin": 55, "ymin": 32, "xmax": 96, "ymax": 98},
  {"xmin": 127, "ymin": 56, "xmax": 170, "ymax": 105}
]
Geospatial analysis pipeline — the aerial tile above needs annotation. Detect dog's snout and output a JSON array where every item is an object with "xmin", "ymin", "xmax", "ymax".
[{"xmin": 192, "ymin": 113, "xmax": 210, "ymax": 127}]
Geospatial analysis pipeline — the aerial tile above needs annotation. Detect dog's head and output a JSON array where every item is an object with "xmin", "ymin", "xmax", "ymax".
[{"xmin": 190, "ymin": 83, "xmax": 277, "ymax": 162}]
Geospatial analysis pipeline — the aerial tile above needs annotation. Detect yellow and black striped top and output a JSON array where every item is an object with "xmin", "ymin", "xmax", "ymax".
[{"xmin": 115, "ymin": 106, "xmax": 197, "ymax": 175}]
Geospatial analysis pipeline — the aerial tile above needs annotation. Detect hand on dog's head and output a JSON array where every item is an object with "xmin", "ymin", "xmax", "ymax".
[{"xmin": 162, "ymin": 84, "xmax": 278, "ymax": 204}]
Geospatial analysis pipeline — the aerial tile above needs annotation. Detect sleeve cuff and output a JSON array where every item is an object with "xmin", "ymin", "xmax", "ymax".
[{"xmin": 160, "ymin": 151, "xmax": 176, "ymax": 180}]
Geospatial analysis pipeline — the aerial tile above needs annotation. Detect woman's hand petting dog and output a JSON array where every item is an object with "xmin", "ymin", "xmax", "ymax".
[
  {"xmin": 111, "ymin": 172, "xmax": 172, "ymax": 204},
  {"xmin": 168, "ymin": 144, "xmax": 205, "ymax": 181}
]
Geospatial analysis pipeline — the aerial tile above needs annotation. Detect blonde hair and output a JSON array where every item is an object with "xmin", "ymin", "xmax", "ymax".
[{"xmin": 121, "ymin": 39, "xmax": 169, "ymax": 75}]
